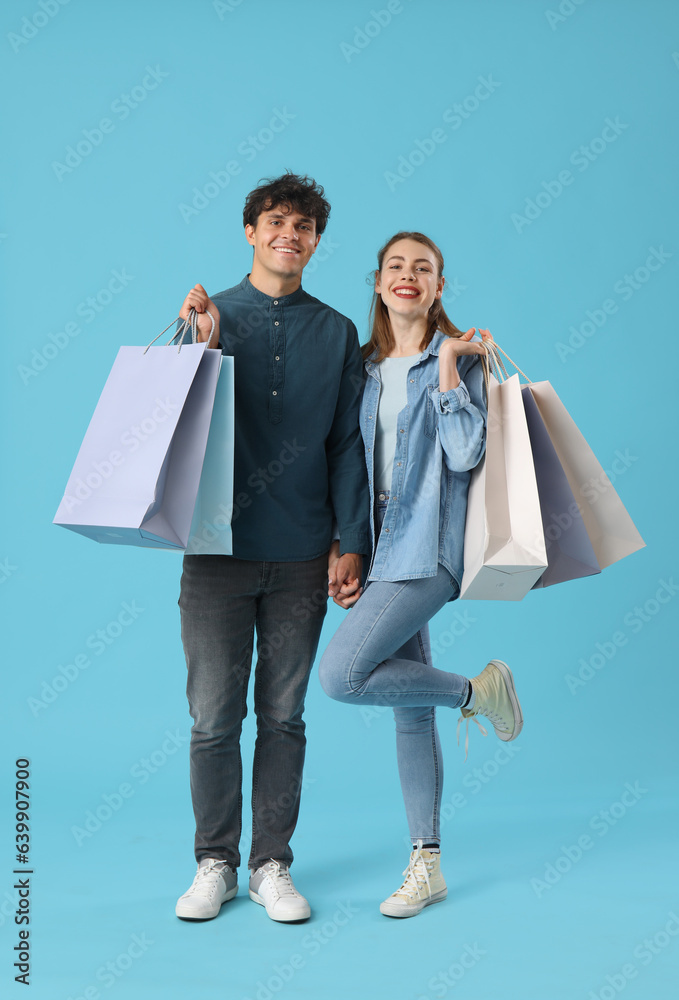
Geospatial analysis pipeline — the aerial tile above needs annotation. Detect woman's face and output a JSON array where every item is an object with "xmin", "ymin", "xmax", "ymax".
[{"xmin": 375, "ymin": 238, "xmax": 444, "ymax": 321}]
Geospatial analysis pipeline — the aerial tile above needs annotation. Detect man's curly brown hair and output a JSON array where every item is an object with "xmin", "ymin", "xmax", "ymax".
[{"xmin": 243, "ymin": 171, "xmax": 331, "ymax": 235}]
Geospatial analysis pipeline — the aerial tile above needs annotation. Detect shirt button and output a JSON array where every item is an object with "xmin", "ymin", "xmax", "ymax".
[
  {"xmin": 273, "ymin": 300, "xmax": 279, "ymax": 305},
  {"xmin": 410, "ymin": 379, "xmax": 414, "ymax": 383},
  {"xmin": 400, "ymin": 428, "xmax": 405, "ymax": 433},
  {"xmin": 274, "ymin": 321, "xmax": 280, "ymax": 326},
  {"xmin": 384, "ymin": 528, "xmax": 390, "ymax": 533},
  {"xmin": 272, "ymin": 390, "xmax": 277, "ymax": 396},
  {"xmin": 397, "ymin": 462, "xmax": 402, "ymax": 466},
  {"xmin": 368, "ymin": 415, "xmax": 373, "ymax": 420},
  {"xmin": 275, "ymin": 355, "xmax": 280, "ymax": 361}
]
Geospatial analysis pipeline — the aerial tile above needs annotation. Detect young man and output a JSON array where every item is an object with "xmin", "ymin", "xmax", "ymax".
[{"xmin": 174, "ymin": 172, "xmax": 369, "ymax": 923}]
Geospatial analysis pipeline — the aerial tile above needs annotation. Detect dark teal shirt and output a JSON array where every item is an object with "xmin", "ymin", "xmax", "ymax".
[{"xmin": 208, "ymin": 275, "xmax": 369, "ymax": 561}]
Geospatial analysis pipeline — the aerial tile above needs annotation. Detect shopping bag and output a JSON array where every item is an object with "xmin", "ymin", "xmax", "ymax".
[
  {"xmin": 184, "ymin": 355, "xmax": 235, "ymax": 555},
  {"xmin": 524, "ymin": 381, "xmax": 645, "ymax": 570},
  {"xmin": 460, "ymin": 358, "xmax": 548, "ymax": 601},
  {"xmin": 522, "ymin": 386, "xmax": 601, "ymax": 588},
  {"xmin": 53, "ymin": 311, "xmax": 221, "ymax": 548}
]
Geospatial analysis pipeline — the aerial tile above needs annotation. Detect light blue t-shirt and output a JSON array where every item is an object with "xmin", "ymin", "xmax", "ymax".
[{"xmin": 374, "ymin": 355, "xmax": 418, "ymax": 493}]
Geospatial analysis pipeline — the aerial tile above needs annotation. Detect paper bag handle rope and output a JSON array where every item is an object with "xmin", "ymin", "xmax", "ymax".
[
  {"xmin": 143, "ymin": 307, "xmax": 216, "ymax": 354},
  {"xmin": 477, "ymin": 339, "xmax": 532, "ymax": 401}
]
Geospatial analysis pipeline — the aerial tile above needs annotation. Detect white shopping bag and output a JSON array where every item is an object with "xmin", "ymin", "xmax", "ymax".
[{"xmin": 460, "ymin": 366, "xmax": 548, "ymax": 601}]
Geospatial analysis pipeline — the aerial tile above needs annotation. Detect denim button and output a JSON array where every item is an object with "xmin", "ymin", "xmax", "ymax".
[{"xmin": 378, "ymin": 493, "xmax": 387, "ymax": 501}]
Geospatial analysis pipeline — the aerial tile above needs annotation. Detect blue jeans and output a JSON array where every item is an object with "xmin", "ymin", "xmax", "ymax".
[
  {"xmin": 319, "ymin": 493, "xmax": 469, "ymax": 844},
  {"xmin": 178, "ymin": 553, "xmax": 328, "ymax": 870}
]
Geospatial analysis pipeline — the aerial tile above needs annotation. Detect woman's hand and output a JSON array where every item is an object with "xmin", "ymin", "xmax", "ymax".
[
  {"xmin": 328, "ymin": 542, "xmax": 363, "ymax": 610},
  {"xmin": 439, "ymin": 327, "xmax": 493, "ymax": 390}
]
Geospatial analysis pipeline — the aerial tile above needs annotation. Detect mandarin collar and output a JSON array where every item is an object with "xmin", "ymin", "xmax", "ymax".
[{"xmin": 240, "ymin": 274, "xmax": 306, "ymax": 306}]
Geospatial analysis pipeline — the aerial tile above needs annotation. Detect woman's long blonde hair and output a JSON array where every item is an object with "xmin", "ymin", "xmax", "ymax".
[{"xmin": 362, "ymin": 231, "xmax": 465, "ymax": 362}]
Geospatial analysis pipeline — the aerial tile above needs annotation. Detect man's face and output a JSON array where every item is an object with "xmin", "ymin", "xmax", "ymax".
[{"xmin": 245, "ymin": 204, "xmax": 320, "ymax": 280}]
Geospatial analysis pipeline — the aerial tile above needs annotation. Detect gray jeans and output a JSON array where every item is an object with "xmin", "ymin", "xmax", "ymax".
[{"xmin": 178, "ymin": 552, "xmax": 328, "ymax": 870}]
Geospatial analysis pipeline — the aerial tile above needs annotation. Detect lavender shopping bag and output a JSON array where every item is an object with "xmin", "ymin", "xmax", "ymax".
[
  {"xmin": 521, "ymin": 386, "xmax": 601, "ymax": 588},
  {"xmin": 525, "ymin": 380, "xmax": 645, "ymax": 571},
  {"xmin": 53, "ymin": 312, "xmax": 221, "ymax": 548}
]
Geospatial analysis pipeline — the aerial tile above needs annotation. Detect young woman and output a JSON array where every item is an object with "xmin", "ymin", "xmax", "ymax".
[{"xmin": 320, "ymin": 231, "xmax": 523, "ymax": 918}]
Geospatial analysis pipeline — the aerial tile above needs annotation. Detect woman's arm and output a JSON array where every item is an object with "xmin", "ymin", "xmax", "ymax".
[{"xmin": 430, "ymin": 330, "xmax": 489, "ymax": 472}]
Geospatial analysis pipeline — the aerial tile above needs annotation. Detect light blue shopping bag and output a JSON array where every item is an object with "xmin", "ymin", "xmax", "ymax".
[{"xmin": 184, "ymin": 355, "xmax": 235, "ymax": 556}]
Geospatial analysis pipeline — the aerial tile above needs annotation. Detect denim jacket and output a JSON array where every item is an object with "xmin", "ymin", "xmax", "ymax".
[{"xmin": 361, "ymin": 330, "xmax": 487, "ymax": 590}]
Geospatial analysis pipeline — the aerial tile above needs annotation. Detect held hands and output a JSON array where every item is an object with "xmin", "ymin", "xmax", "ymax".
[
  {"xmin": 328, "ymin": 542, "xmax": 363, "ymax": 610},
  {"xmin": 179, "ymin": 284, "xmax": 221, "ymax": 347}
]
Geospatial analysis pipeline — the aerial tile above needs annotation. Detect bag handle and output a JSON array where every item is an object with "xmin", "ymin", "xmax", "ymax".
[
  {"xmin": 143, "ymin": 307, "xmax": 216, "ymax": 354},
  {"xmin": 477, "ymin": 339, "xmax": 532, "ymax": 398}
]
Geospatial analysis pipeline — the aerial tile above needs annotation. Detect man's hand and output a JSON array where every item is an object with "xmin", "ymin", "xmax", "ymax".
[
  {"xmin": 328, "ymin": 543, "xmax": 363, "ymax": 610},
  {"xmin": 179, "ymin": 284, "xmax": 221, "ymax": 348}
]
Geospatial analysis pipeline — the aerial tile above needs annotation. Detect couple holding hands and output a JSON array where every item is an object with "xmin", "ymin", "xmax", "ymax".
[{"xmin": 174, "ymin": 171, "xmax": 522, "ymax": 924}]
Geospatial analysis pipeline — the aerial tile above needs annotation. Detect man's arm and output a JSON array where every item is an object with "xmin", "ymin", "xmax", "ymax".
[{"xmin": 325, "ymin": 321, "xmax": 371, "ymax": 608}]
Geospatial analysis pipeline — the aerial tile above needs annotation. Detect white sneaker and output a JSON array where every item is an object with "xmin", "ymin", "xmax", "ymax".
[
  {"xmin": 380, "ymin": 841, "xmax": 447, "ymax": 918},
  {"xmin": 457, "ymin": 659, "xmax": 523, "ymax": 758},
  {"xmin": 175, "ymin": 858, "xmax": 238, "ymax": 920},
  {"xmin": 249, "ymin": 860, "xmax": 310, "ymax": 922}
]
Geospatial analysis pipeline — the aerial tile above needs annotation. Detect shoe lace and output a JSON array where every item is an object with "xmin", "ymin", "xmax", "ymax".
[
  {"xmin": 395, "ymin": 846, "xmax": 435, "ymax": 901},
  {"xmin": 261, "ymin": 860, "xmax": 297, "ymax": 898},
  {"xmin": 456, "ymin": 714, "xmax": 488, "ymax": 761},
  {"xmin": 185, "ymin": 860, "xmax": 228, "ymax": 897}
]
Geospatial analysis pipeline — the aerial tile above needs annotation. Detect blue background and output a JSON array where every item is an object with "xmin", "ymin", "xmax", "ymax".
[{"xmin": 2, "ymin": 0, "xmax": 678, "ymax": 997}]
